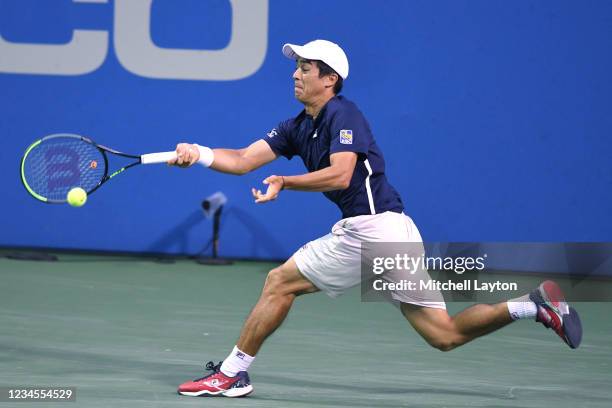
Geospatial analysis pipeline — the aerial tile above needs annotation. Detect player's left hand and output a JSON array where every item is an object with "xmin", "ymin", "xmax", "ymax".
[{"xmin": 252, "ymin": 175, "xmax": 284, "ymax": 203}]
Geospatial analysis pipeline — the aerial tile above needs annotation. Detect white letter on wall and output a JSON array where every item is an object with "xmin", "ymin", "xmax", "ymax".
[
  {"xmin": 0, "ymin": 0, "xmax": 109, "ymax": 75},
  {"xmin": 113, "ymin": 0, "xmax": 268, "ymax": 81}
]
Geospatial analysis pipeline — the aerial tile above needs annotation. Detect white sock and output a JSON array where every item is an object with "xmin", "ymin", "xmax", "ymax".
[
  {"xmin": 220, "ymin": 346, "xmax": 255, "ymax": 377},
  {"xmin": 507, "ymin": 294, "xmax": 538, "ymax": 320}
]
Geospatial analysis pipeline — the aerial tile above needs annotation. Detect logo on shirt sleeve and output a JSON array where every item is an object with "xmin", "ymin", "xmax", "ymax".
[
  {"xmin": 339, "ymin": 129, "xmax": 353, "ymax": 144},
  {"xmin": 267, "ymin": 128, "xmax": 278, "ymax": 138}
]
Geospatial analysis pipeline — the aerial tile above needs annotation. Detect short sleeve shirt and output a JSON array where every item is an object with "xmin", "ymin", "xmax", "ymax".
[{"xmin": 263, "ymin": 95, "xmax": 404, "ymax": 219}]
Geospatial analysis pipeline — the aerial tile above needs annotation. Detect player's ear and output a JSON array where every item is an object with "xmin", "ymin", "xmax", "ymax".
[{"xmin": 324, "ymin": 73, "xmax": 338, "ymax": 89}]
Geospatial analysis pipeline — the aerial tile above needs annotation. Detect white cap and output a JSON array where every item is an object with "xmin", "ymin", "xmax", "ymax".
[{"xmin": 282, "ymin": 39, "xmax": 349, "ymax": 79}]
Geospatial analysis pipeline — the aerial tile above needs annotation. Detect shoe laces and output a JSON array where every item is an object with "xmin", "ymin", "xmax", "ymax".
[
  {"xmin": 194, "ymin": 361, "xmax": 223, "ymax": 381},
  {"xmin": 538, "ymin": 307, "xmax": 562, "ymax": 331}
]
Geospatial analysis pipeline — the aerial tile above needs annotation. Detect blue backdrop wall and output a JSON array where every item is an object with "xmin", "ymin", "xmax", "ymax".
[{"xmin": 1, "ymin": 0, "xmax": 611, "ymax": 259}]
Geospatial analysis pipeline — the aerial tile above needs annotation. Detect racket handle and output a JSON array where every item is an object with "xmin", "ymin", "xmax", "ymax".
[{"xmin": 140, "ymin": 151, "xmax": 177, "ymax": 164}]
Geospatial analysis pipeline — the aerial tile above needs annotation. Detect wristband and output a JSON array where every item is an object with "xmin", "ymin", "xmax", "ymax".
[{"xmin": 195, "ymin": 144, "xmax": 215, "ymax": 167}]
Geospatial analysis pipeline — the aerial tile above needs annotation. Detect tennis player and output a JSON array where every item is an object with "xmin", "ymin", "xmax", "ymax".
[{"xmin": 170, "ymin": 40, "xmax": 582, "ymax": 398}]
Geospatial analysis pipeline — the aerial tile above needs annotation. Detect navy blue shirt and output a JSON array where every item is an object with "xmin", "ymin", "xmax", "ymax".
[{"xmin": 263, "ymin": 95, "xmax": 404, "ymax": 219}]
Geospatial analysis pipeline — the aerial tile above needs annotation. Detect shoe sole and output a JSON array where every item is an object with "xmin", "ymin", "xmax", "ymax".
[
  {"xmin": 532, "ymin": 281, "xmax": 583, "ymax": 349},
  {"xmin": 178, "ymin": 385, "xmax": 253, "ymax": 398},
  {"xmin": 563, "ymin": 306, "xmax": 583, "ymax": 349}
]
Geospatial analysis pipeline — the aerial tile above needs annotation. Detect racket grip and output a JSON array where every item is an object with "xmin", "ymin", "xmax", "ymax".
[{"xmin": 140, "ymin": 151, "xmax": 177, "ymax": 164}]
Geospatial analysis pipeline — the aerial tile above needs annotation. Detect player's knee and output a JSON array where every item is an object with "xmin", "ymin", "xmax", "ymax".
[
  {"xmin": 263, "ymin": 267, "xmax": 288, "ymax": 296},
  {"xmin": 432, "ymin": 341, "xmax": 456, "ymax": 352},
  {"xmin": 425, "ymin": 335, "xmax": 459, "ymax": 352}
]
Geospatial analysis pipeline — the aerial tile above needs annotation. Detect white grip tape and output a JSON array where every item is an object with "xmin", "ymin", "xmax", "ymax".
[{"xmin": 140, "ymin": 151, "xmax": 177, "ymax": 164}]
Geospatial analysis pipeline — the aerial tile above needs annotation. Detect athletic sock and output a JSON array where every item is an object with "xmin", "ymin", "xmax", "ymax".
[
  {"xmin": 507, "ymin": 294, "xmax": 538, "ymax": 320},
  {"xmin": 220, "ymin": 346, "xmax": 255, "ymax": 377}
]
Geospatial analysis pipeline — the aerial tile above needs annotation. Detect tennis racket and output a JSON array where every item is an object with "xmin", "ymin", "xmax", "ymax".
[{"xmin": 20, "ymin": 133, "xmax": 177, "ymax": 204}]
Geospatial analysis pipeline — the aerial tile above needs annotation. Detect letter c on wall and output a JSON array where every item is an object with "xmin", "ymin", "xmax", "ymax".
[{"xmin": 0, "ymin": 0, "xmax": 109, "ymax": 76}]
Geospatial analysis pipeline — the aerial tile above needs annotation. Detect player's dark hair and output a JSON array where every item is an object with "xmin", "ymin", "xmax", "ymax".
[{"xmin": 315, "ymin": 60, "xmax": 343, "ymax": 94}]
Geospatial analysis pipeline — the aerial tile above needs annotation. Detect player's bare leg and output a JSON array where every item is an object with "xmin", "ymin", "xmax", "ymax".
[
  {"xmin": 178, "ymin": 257, "xmax": 318, "ymax": 397},
  {"xmin": 401, "ymin": 280, "xmax": 582, "ymax": 351},
  {"xmin": 401, "ymin": 302, "xmax": 513, "ymax": 351},
  {"xmin": 237, "ymin": 257, "xmax": 319, "ymax": 355}
]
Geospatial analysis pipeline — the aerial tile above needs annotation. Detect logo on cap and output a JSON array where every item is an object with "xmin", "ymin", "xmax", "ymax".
[{"xmin": 339, "ymin": 129, "xmax": 353, "ymax": 144}]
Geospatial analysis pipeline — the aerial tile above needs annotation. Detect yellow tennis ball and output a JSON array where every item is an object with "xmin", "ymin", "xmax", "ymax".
[{"xmin": 67, "ymin": 187, "xmax": 87, "ymax": 207}]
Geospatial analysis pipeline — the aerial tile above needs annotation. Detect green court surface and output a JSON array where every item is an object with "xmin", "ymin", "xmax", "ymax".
[{"xmin": 1, "ymin": 252, "xmax": 611, "ymax": 408}]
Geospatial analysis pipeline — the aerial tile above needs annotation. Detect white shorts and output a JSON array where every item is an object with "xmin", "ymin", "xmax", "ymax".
[{"xmin": 293, "ymin": 211, "xmax": 446, "ymax": 310}]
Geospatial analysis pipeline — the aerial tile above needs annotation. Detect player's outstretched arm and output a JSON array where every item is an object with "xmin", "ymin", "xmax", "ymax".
[{"xmin": 168, "ymin": 140, "xmax": 277, "ymax": 175}]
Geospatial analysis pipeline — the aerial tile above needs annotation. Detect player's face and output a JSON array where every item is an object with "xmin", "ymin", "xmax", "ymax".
[{"xmin": 293, "ymin": 59, "xmax": 327, "ymax": 103}]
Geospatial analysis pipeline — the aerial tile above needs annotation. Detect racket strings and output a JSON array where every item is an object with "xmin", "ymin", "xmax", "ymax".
[{"xmin": 23, "ymin": 138, "xmax": 106, "ymax": 201}]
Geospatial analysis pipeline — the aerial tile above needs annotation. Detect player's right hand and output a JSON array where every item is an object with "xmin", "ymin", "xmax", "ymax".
[{"xmin": 169, "ymin": 143, "xmax": 200, "ymax": 167}]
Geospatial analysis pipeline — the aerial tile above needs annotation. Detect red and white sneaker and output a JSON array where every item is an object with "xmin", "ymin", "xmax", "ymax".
[
  {"xmin": 177, "ymin": 361, "xmax": 253, "ymax": 397},
  {"xmin": 529, "ymin": 280, "xmax": 582, "ymax": 349}
]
